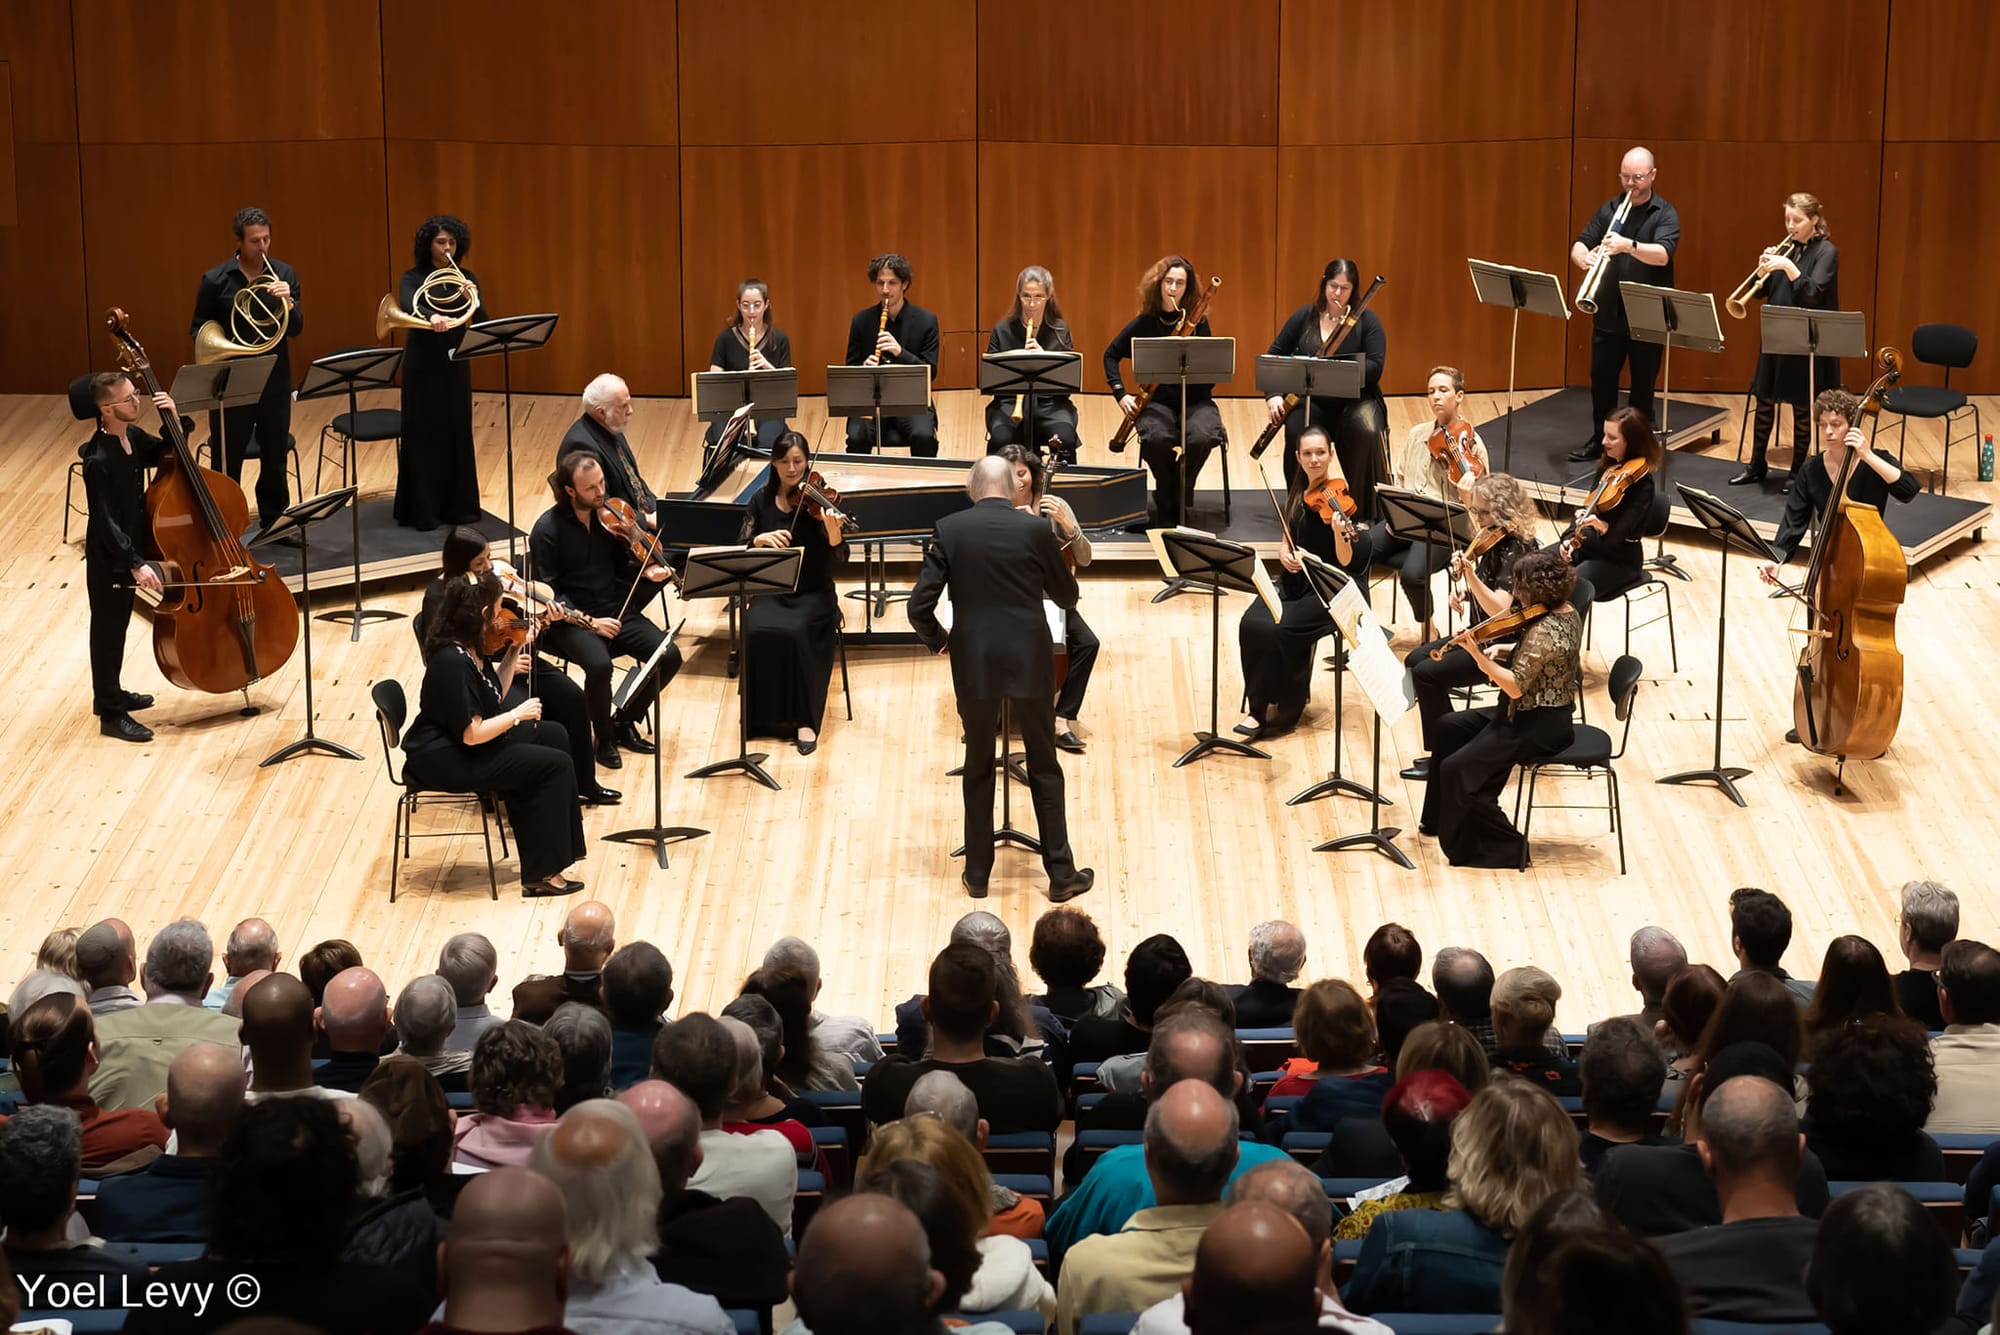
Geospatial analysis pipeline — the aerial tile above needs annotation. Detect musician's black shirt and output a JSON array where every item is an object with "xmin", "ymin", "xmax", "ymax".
[
  {"xmin": 189, "ymin": 256, "xmax": 302, "ymax": 385},
  {"xmin": 1575, "ymin": 194, "xmax": 1680, "ymax": 334},
  {"xmin": 1103, "ymin": 312, "xmax": 1216, "ymax": 412},
  {"xmin": 844, "ymin": 302, "xmax": 940, "ymax": 369},
  {"xmin": 79, "ymin": 421, "xmax": 188, "ymax": 574},
  {"xmin": 1771, "ymin": 451, "xmax": 1921, "ymax": 564},
  {"xmin": 528, "ymin": 502, "xmax": 642, "ymax": 619},
  {"xmin": 1266, "ymin": 303, "xmax": 1386, "ymax": 399}
]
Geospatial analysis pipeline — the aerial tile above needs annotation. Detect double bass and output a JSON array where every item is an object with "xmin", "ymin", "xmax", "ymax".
[
  {"xmin": 104, "ymin": 309, "xmax": 299, "ymax": 694},
  {"xmin": 1792, "ymin": 349, "xmax": 1906, "ymax": 775}
]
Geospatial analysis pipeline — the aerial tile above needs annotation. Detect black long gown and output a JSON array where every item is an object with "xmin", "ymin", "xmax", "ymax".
[
  {"xmin": 1237, "ymin": 499, "xmax": 1347, "ymax": 732},
  {"xmin": 740, "ymin": 488, "xmax": 844, "ymax": 738},
  {"xmin": 1266, "ymin": 303, "xmax": 1389, "ymax": 503},
  {"xmin": 394, "ymin": 265, "xmax": 487, "ymax": 530}
]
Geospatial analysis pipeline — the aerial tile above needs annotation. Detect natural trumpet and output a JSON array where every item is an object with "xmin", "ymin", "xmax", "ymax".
[
  {"xmin": 1575, "ymin": 190, "xmax": 1632, "ymax": 316},
  {"xmin": 195, "ymin": 259, "xmax": 292, "ymax": 363},
  {"xmin": 1724, "ymin": 237, "xmax": 1803, "ymax": 320},
  {"xmin": 377, "ymin": 254, "xmax": 480, "ymax": 340}
]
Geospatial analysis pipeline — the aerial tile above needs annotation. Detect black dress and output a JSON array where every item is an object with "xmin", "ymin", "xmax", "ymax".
[
  {"xmin": 984, "ymin": 316, "xmax": 1081, "ymax": 460},
  {"xmin": 394, "ymin": 265, "xmax": 487, "ymax": 530},
  {"xmin": 1404, "ymin": 530, "xmax": 1538, "ymax": 752},
  {"xmin": 707, "ymin": 326, "xmax": 793, "ymax": 452},
  {"xmin": 1750, "ymin": 236, "xmax": 1840, "ymax": 405},
  {"xmin": 1103, "ymin": 312, "xmax": 1227, "ymax": 527},
  {"xmin": 1266, "ymin": 303, "xmax": 1389, "ymax": 503},
  {"xmin": 1237, "ymin": 500, "xmax": 1345, "ymax": 732},
  {"xmin": 1568, "ymin": 470, "xmax": 1656, "ymax": 603},
  {"xmin": 740, "ymin": 488, "xmax": 843, "ymax": 738},
  {"xmin": 401, "ymin": 643, "xmax": 586, "ymax": 884}
]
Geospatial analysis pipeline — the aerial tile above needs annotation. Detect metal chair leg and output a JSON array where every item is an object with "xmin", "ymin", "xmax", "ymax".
[
  {"xmin": 478, "ymin": 803, "xmax": 500, "ymax": 902},
  {"xmin": 1609, "ymin": 767, "xmax": 1626, "ymax": 875},
  {"xmin": 838, "ymin": 625, "xmax": 853, "ymax": 720},
  {"xmin": 390, "ymin": 799, "xmax": 406, "ymax": 903}
]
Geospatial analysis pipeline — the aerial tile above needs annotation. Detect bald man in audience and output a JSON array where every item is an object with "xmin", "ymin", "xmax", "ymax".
[
  {"xmin": 205, "ymin": 917, "xmax": 280, "ymax": 1011},
  {"xmin": 76, "ymin": 918, "xmax": 141, "ymax": 1016},
  {"xmin": 92, "ymin": 1044, "xmax": 245, "ymax": 1243},
  {"xmin": 319, "ymin": 966, "xmax": 392, "ymax": 1092},
  {"xmin": 791, "ymin": 1194, "xmax": 993, "ymax": 1335},
  {"xmin": 1183, "ymin": 1201, "xmax": 1322, "ymax": 1335},
  {"xmin": 428, "ymin": 1167, "xmax": 574, "ymax": 1335},
  {"xmin": 241, "ymin": 972, "xmax": 353, "ymax": 1101},
  {"xmin": 515, "ymin": 902, "xmax": 617, "ymax": 1024}
]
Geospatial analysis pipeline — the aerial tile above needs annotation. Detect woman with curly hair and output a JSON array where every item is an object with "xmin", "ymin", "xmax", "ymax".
[
  {"xmin": 395, "ymin": 213, "xmax": 488, "ymax": 530},
  {"xmin": 1803, "ymin": 1015, "xmax": 1942, "ymax": 1182}
]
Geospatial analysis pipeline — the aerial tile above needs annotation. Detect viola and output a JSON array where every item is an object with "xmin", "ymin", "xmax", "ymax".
[
  {"xmin": 1427, "ymin": 419, "xmax": 1483, "ymax": 486},
  {"xmin": 597, "ymin": 496, "xmax": 671, "ymax": 568},
  {"xmin": 491, "ymin": 559, "xmax": 590, "ymax": 630},
  {"xmin": 1302, "ymin": 475, "xmax": 1360, "ymax": 541},
  {"xmin": 1430, "ymin": 602, "xmax": 1549, "ymax": 661},
  {"xmin": 790, "ymin": 470, "xmax": 858, "ymax": 532},
  {"xmin": 481, "ymin": 599, "xmax": 534, "ymax": 657},
  {"xmin": 1557, "ymin": 457, "xmax": 1651, "ymax": 561}
]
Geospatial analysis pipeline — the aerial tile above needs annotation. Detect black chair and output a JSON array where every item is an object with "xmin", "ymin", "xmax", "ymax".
[
  {"xmin": 1872, "ymin": 322, "xmax": 1980, "ymax": 492},
  {"xmin": 1586, "ymin": 488, "xmax": 1677, "ymax": 672},
  {"xmin": 371, "ymin": 679, "xmax": 505, "ymax": 903},
  {"xmin": 1512, "ymin": 654, "xmax": 1643, "ymax": 875},
  {"xmin": 318, "ymin": 407, "xmax": 404, "ymax": 492}
]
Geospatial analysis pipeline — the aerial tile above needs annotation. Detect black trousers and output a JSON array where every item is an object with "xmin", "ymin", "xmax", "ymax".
[
  {"xmin": 208, "ymin": 386, "xmax": 292, "ymax": 530},
  {"xmin": 541, "ymin": 616, "xmax": 681, "ymax": 750},
  {"xmin": 985, "ymin": 400, "xmax": 1081, "ymax": 463},
  {"xmin": 1575, "ymin": 555, "xmax": 1643, "ymax": 605},
  {"xmin": 845, "ymin": 412, "xmax": 939, "ymax": 456},
  {"xmin": 1407, "ymin": 635, "xmax": 1489, "ymax": 753},
  {"xmin": 1135, "ymin": 400, "xmax": 1225, "ymax": 527},
  {"xmin": 1421, "ymin": 704, "xmax": 1574, "ymax": 868},
  {"xmin": 957, "ymin": 693, "xmax": 1076, "ymax": 884},
  {"xmin": 1746, "ymin": 397, "xmax": 1812, "ymax": 471},
  {"xmin": 403, "ymin": 722, "xmax": 586, "ymax": 883},
  {"xmin": 510, "ymin": 659, "xmax": 599, "ymax": 792},
  {"xmin": 1590, "ymin": 328, "xmax": 1663, "ymax": 438},
  {"xmin": 1366, "ymin": 526, "xmax": 1449, "ymax": 623},
  {"xmin": 1055, "ymin": 611, "xmax": 1099, "ymax": 723},
  {"xmin": 87, "ymin": 564, "xmax": 137, "ymax": 715}
]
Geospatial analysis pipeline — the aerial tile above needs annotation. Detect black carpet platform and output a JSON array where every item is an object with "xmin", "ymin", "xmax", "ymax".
[{"xmin": 261, "ymin": 498, "xmax": 521, "ymax": 592}]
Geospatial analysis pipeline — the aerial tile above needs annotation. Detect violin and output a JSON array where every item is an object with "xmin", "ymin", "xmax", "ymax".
[
  {"xmin": 790, "ymin": 470, "xmax": 858, "ymax": 532},
  {"xmin": 1557, "ymin": 456, "xmax": 1651, "ymax": 561},
  {"xmin": 481, "ymin": 599, "xmax": 534, "ymax": 657},
  {"xmin": 1302, "ymin": 476, "xmax": 1360, "ymax": 540},
  {"xmin": 491, "ymin": 559, "xmax": 591, "ymax": 630},
  {"xmin": 1430, "ymin": 602, "xmax": 1549, "ymax": 661},
  {"xmin": 597, "ymin": 496, "xmax": 670, "ymax": 567},
  {"xmin": 1427, "ymin": 419, "xmax": 1484, "ymax": 486},
  {"xmin": 1450, "ymin": 522, "xmax": 1521, "ymax": 588}
]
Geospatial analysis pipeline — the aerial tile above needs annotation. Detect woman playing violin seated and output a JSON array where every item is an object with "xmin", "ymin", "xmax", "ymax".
[
  {"xmin": 1562, "ymin": 406, "xmax": 1661, "ymax": 606},
  {"xmin": 1367, "ymin": 365, "xmax": 1490, "ymax": 639},
  {"xmin": 740, "ymin": 432, "xmax": 848, "ymax": 755}
]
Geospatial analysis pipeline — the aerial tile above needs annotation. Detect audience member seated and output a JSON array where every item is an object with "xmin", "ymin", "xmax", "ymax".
[
  {"xmin": 1056, "ymin": 1080, "xmax": 1239, "ymax": 1335},
  {"xmin": 1590, "ymin": 926, "xmax": 1687, "ymax": 1041},
  {"xmin": 860, "ymin": 944, "xmax": 1062, "ymax": 1135},
  {"xmin": 1664, "ymin": 971, "xmax": 1804, "ymax": 1137},
  {"xmin": 1654, "ymin": 1072, "xmax": 1820, "ymax": 1324},
  {"xmin": 523, "ymin": 1099, "xmax": 733, "ymax": 1335},
  {"xmin": 35, "ymin": 926, "xmax": 85, "ymax": 979},
  {"xmin": 242, "ymin": 972, "xmax": 353, "ymax": 1102},
  {"xmin": 1333, "ymin": 1071, "xmax": 1471, "ymax": 1240},
  {"xmin": 653, "ymin": 1013, "xmax": 797, "ymax": 1232},
  {"xmin": 124, "ymin": 1097, "xmax": 435, "ymax": 1335},
  {"xmin": 604, "ymin": 942, "xmax": 674, "ymax": 1089},
  {"xmin": 785, "ymin": 1194, "xmax": 1019, "ymax": 1335},
  {"xmin": 858, "ymin": 1154, "xmax": 1037, "ymax": 1326},
  {"xmin": 1806, "ymin": 1182, "xmax": 1958, "ymax": 1335},
  {"xmin": 90, "ymin": 918, "xmax": 241, "ymax": 1110},
  {"xmin": 5, "ymin": 970, "xmax": 85, "ymax": 1041},
  {"xmin": 1344, "ymin": 1074, "xmax": 1584, "ymax": 1316},
  {"xmin": 1027, "ymin": 906, "xmax": 1127, "ymax": 1026},
  {"xmin": 1181, "ymin": 1201, "xmax": 1324, "ymax": 1335},
  {"xmin": 1578, "ymin": 1018, "xmax": 1675, "ymax": 1174},
  {"xmin": 340, "ymin": 1097, "xmax": 443, "ymax": 1292},
  {"xmin": 1927, "ymin": 938, "xmax": 2000, "ymax": 1134},
  {"xmin": 8, "ymin": 991, "xmax": 167, "ymax": 1174},
  {"xmin": 893, "ymin": 912, "xmax": 1063, "ymax": 1062},
  {"xmin": 219, "ymin": 967, "xmax": 272, "ymax": 1018},
  {"xmin": 1803, "ymin": 1014, "xmax": 1943, "ymax": 1181},
  {"xmin": 513, "ymin": 901, "xmax": 616, "ymax": 1024},
  {"xmin": 547, "ymin": 1001, "xmax": 614, "ymax": 1112},
  {"xmin": 1230, "ymin": 921, "xmax": 1308, "ymax": 1029},
  {"xmin": 1264, "ymin": 980, "xmax": 1390, "ymax": 1138},
  {"xmin": 438, "ymin": 932, "xmax": 502, "ymax": 1054},
  {"xmin": 863, "ymin": 1114, "xmax": 1055, "ymax": 1319},
  {"xmin": 1361, "ymin": 923, "xmax": 1422, "ymax": 1003},
  {"xmin": 0, "ymin": 1105, "xmax": 149, "ymax": 1303},
  {"xmin": 300, "ymin": 938, "xmax": 364, "ymax": 1059},
  {"xmin": 1654, "ymin": 963, "xmax": 1724, "ymax": 1084},
  {"xmin": 1314, "ymin": 1020, "xmax": 1489, "ymax": 1182},
  {"xmin": 739, "ymin": 962, "xmax": 860, "ymax": 1093},
  {"xmin": 1498, "ymin": 1191, "xmax": 1686, "ymax": 1335},
  {"xmin": 721, "ymin": 992, "xmax": 826, "ymax": 1129},
  {"xmin": 1098, "ymin": 979, "xmax": 1236, "ymax": 1096},
  {"xmin": 394, "ymin": 975, "xmax": 471, "ymax": 1091},
  {"xmin": 1490, "ymin": 965, "xmax": 1579, "ymax": 1094},
  {"xmin": 1804, "ymin": 933, "xmax": 1905, "ymax": 1056},
  {"xmin": 906, "ymin": 1069, "xmax": 1044, "ymax": 1240},
  {"xmin": 1066, "ymin": 933, "xmax": 1194, "ymax": 1080},
  {"xmin": 1729, "ymin": 886, "xmax": 1816, "ymax": 1006},
  {"xmin": 75, "ymin": 918, "xmax": 142, "ymax": 1016},
  {"xmin": 1134, "ymin": 1160, "xmax": 1391, "ymax": 1335},
  {"xmin": 1892, "ymin": 879, "xmax": 1957, "ymax": 1031},
  {"xmin": 420, "ymin": 1167, "xmax": 575, "ymax": 1335},
  {"xmin": 320, "ymin": 966, "xmax": 393, "ymax": 1093},
  {"xmin": 1371, "ymin": 977, "xmax": 1441, "ymax": 1069},
  {"xmin": 760, "ymin": 935, "xmax": 885, "ymax": 1065},
  {"xmin": 1597, "ymin": 1041, "xmax": 1831, "ymax": 1236},
  {"xmin": 454, "ymin": 1020, "xmax": 562, "ymax": 1169},
  {"xmin": 205, "ymin": 917, "xmax": 280, "ymax": 1012},
  {"xmin": 359, "ymin": 1056, "xmax": 459, "ymax": 1220},
  {"xmin": 93, "ymin": 1043, "xmax": 242, "ymax": 1242},
  {"xmin": 717, "ymin": 1014, "xmax": 819, "ymax": 1170},
  {"xmin": 1431, "ymin": 946, "xmax": 1567, "ymax": 1059}
]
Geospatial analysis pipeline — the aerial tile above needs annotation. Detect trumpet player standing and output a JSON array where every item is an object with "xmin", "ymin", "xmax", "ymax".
[
  {"xmin": 1733, "ymin": 194, "xmax": 1840, "ymax": 486},
  {"xmin": 1569, "ymin": 147, "xmax": 1680, "ymax": 462},
  {"xmin": 189, "ymin": 206, "xmax": 300, "ymax": 533}
]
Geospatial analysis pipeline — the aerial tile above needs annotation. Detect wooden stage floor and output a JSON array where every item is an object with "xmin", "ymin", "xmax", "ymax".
[{"xmin": 4, "ymin": 385, "xmax": 1994, "ymax": 1031}]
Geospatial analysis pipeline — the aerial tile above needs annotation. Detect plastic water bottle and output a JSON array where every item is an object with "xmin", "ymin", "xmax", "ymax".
[{"xmin": 1981, "ymin": 433, "xmax": 1995, "ymax": 483}]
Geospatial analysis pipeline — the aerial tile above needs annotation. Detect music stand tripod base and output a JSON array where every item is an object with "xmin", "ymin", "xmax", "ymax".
[
  {"xmin": 1314, "ymin": 825, "xmax": 1415, "ymax": 869},
  {"xmin": 251, "ymin": 486, "xmax": 364, "ymax": 766},
  {"xmin": 951, "ymin": 699, "xmax": 1043, "ymax": 857},
  {"xmin": 681, "ymin": 546, "xmax": 801, "ymax": 792}
]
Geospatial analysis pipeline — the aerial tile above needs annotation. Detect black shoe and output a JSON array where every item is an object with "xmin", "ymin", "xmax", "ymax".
[
  {"xmin": 1049, "ymin": 868, "xmax": 1096, "ymax": 903},
  {"xmin": 1785, "ymin": 728, "xmax": 1801, "ymax": 745},
  {"xmin": 1728, "ymin": 466, "xmax": 1767, "ymax": 486},
  {"xmin": 797, "ymin": 736, "xmax": 819, "ymax": 756},
  {"xmin": 615, "ymin": 720, "xmax": 656, "ymax": 755},
  {"xmin": 961, "ymin": 871, "xmax": 988, "ymax": 899},
  {"xmin": 1232, "ymin": 721, "xmax": 1264, "ymax": 739},
  {"xmin": 1054, "ymin": 729, "xmax": 1085, "ymax": 754},
  {"xmin": 1400, "ymin": 757, "xmax": 1431, "ymax": 780},
  {"xmin": 100, "ymin": 711, "xmax": 153, "ymax": 744},
  {"xmin": 523, "ymin": 876, "xmax": 585, "ymax": 898},
  {"xmin": 580, "ymin": 785, "xmax": 622, "ymax": 806},
  {"xmin": 1567, "ymin": 440, "xmax": 1604, "ymax": 462},
  {"xmin": 118, "ymin": 691, "xmax": 155, "ymax": 711},
  {"xmin": 595, "ymin": 741, "xmax": 623, "ymax": 771}
]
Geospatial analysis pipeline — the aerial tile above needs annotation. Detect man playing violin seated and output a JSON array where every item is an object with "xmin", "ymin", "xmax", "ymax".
[{"xmin": 531, "ymin": 452, "xmax": 680, "ymax": 771}]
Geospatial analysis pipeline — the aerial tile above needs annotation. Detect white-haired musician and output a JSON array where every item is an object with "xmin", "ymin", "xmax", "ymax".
[{"xmin": 557, "ymin": 373, "xmax": 660, "ymax": 532}]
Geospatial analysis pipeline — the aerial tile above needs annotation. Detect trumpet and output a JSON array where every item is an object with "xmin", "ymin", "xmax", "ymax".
[
  {"xmin": 1575, "ymin": 190, "xmax": 1632, "ymax": 316},
  {"xmin": 1724, "ymin": 237, "xmax": 1804, "ymax": 319},
  {"xmin": 1010, "ymin": 317, "xmax": 1036, "ymax": 423},
  {"xmin": 376, "ymin": 253, "xmax": 481, "ymax": 340},
  {"xmin": 194, "ymin": 255, "xmax": 292, "ymax": 363}
]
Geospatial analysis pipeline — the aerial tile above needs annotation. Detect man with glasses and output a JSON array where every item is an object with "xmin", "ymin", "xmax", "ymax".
[{"xmin": 1569, "ymin": 147, "xmax": 1680, "ymax": 461}]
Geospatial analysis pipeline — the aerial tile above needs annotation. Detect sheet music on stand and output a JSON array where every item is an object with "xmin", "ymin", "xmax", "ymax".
[
  {"xmin": 1467, "ymin": 259, "xmax": 1570, "ymax": 473},
  {"xmin": 1298, "ymin": 550, "xmax": 1412, "ymax": 718},
  {"xmin": 1620, "ymin": 282, "xmax": 1725, "ymax": 440},
  {"xmin": 1146, "ymin": 526, "xmax": 1281, "ymax": 619}
]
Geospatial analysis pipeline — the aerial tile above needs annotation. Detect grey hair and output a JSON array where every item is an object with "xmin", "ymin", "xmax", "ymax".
[
  {"xmin": 1628, "ymin": 926, "xmax": 1688, "ymax": 1002},
  {"xmin": 547, "ymin": 1002, "xmax": 614, "ymax": 1112},
  {"xmin": 967, "ymin": 456, "xmax": 1014, "ymax": 500},
  {"xmin": 905, "ymin": 1070, "xmax": 979, "ymax": 1140},
  {"xmin": 718, "ymin": 1015, "xmax": 764, "ymax": 1106},
  {"xmin": 560, "ymin": 910, "xmax": 616, "ymax": 952},
  {"xmin": 581, "ymin": 373, "xmax": 628, "ymax": 413},
  {"xmin": 437, "ymin": 933, "xmax": 498, "ymax": 1006},
  {"xmin": 721, "ymin": 994, "xmax": 783, "ymax": 1087},
  {"xmin": 394, "ymin": 976, "xmax": 458, "ymax": 1057},
  {"xmin": 338, "ymin": 1098, "xmax": 393, "ymax": 1199},
  {"xmin": 951, "ymin": 912, "xmax": 1012, "ymax": 956},
  {"xmin": 530, "ymin": 1099, "xmax": 663, "ymax": 1286},
  {"xmin": 0, "ymin": 1104, "xmax": 82, "ymax": 1232},
  {"xmin": 762, "ymin": 936, "xmax": 822, "ymax": 989},
  {"xmin": 1900, "ymin": 881, "xmax": 1961, "ymax": 953},
  {"xmin": 145, "ymin": 918, "xmax": 214, "ymax": 996},
  {"xmin": 6, "ymin": 970, "xmax": 86, "ymax": 1021},
  {"xmin": 225, "ymin": 918, "xmax": 279, "ymax": 972},
  {"xmin": 1247, "ymin": 921, "xmax": 1307, "ymax": 984}
]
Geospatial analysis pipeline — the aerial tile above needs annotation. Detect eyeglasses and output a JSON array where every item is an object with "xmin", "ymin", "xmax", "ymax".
[
  {"xmin": 106, "ymin": 392, "xmax": 141, "ymax": 407},
  {"xmin": 1619, "ymin": 170, "xmax": 1656, "ymax": 183}
]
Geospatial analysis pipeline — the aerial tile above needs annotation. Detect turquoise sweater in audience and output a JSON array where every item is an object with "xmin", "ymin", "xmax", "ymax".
[{"xmin": 1045, "ymin": 1140, "xmax": 1291, "ymax": 1266}]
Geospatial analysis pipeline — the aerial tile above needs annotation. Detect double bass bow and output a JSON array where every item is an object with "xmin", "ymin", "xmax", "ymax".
[{"xmin": 103, "ymin": 309, "xmax": 299, "ymax": 695}]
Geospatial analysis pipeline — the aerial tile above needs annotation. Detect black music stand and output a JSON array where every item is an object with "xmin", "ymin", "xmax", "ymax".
[
  {"xmin": 295, "ymin": 347, "xmax": 404, "ymax": 638},
  {"xmin": 1284, "ymin": 553, "xmax": 1382, "ymax": 807},
  {"xmin": 979, "ymin": 349, "xmax": 1082, "ymax": 450},
  {"xmin": 1134, "ymin": 335, "xmax": 1236, "ymax": 530},
  {"xmin": 827, "ymin": 362, "xmax": 933, "ymax": 616},
  {"xmin": 1621, "ymin": 282, "xmax": 1725, "ymax": 443},
  {"xmin": 1756, "ymin": 307, "xmax": 1867, "ymax": 475},
  {"xmin": 170, "ymin": 355, "xmax": 277, "ymax": 481},
  {"xmin": 1301, "ymin": 558, "xmax": 1415, "ymax": 868},
  {"xmin": 1468, "ymin": 260, "xmax": 1569, "ymax": 473},
  {"xmin": 1376, "ymin": 485, "xmax": 1478, "ymax": 631},
  {"xmin": 1657, "ymin": 484, "xmax": 1778, "ymax": 808},
  {"xmin": 697, "ymin": 403, "xmax": 758, "ymax": 497},
  {"xmin": 604, "ymin": 623, "xmax": 706, "ymax": 869},
  {"xmin": 1153, "ymin": 529, "xmax": 1271, "ymax": 768},
  {"xmin": 693, "ymin": 367, "xmax": 798, "ymax": 457},
  {"xmin": 250, "ymin": 486, "xmax": 362, "ymax": 767},
  {"xmin": 681, "ymin": 546, "xmax": 803, "ymax": 792},
  {"xmin": 454, "ymin": 313, "xmax": 559, "ymax": 562},
  {"xmin": 1254, "ymin": 353, "xmax": 1364, "ymax": 460}
]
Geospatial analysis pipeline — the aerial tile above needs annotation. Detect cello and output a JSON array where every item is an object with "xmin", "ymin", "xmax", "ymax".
[
  {"xmin": 104, "ymin": 309, "xmax": 299, "ymax": 694},
  {"xmin": 1791, "ymin": 348, "xmax": 1905, "ymax": 780}
]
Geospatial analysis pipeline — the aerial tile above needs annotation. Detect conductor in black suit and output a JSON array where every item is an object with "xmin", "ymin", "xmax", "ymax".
[{"xmin": 909, "ymin": 457, "xmax": 1095, "ymax": 904}]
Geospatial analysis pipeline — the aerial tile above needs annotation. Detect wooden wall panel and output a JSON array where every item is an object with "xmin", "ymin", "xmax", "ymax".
[
  {"xmin": 72, "ymin": 0, "xmax": 383, "ymax": 144},
  {"xmin": 1279, "ymin": 0, "xmax": 1575, "ymax": 145},
  {"xmin": 978, "ymin": 0, "xmax": 1279, "ymax": 145},
  {"xmin": 680, "ymin": 143, "xmax": 977, "ymax": 395},
  {"xmin": 0, "ymin": 4, "xmax": 87, "ymax": 392},
  {"xmin": 1877, "ymin": 142, "xmax": 2000, "ymax": 393},
  {"xmin": 77, "ymin": 140, "xmax": 392, "ymax": 378},
  {"xmin": 383, "ymin": 0, "xmax": 678, "ymax": 146},
  {"xmin": 680, "ymin": 1, "xmax": 973, "ymax": 145},
  {"xmin": 976, "ymin": 144, "xmax": 1277, "ymax": 399},
  {"xmin": 388, "ymin": 141, "xmax": 683, "ymax": 398},
  {"xmin": 1576, "ymin": 0, "xmax": 1888, "ymax": 143},
  {"xmin": 1277, "ymin": 141, "xmax": 1574, "ymax": 395},
  {"xmin": 1885, "ymin": 0, "xmax": 2000, "ymax": 142},
  {"xmin": 0, "ymin": 66, "xmax": 16, "ymax": 228}
]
